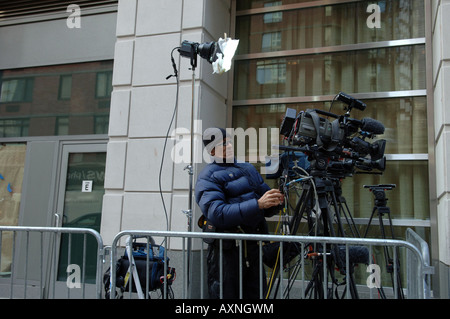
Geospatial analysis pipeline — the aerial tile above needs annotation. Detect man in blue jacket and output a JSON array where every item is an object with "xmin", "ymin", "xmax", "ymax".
[{"xmin": 195, "ymin": 127, "xmax": 284, "ymax": 299}]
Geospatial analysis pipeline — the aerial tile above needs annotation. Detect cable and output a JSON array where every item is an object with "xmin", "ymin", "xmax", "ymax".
[
  {"xmin": 328, "ymin": 93, "xmax": 339, "ymax": 114},
  {"xmin": 159, "ymin": 47, "xmax": 180, "ymax": 240}
]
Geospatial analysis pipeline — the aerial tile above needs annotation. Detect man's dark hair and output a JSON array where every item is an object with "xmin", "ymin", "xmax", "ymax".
[{"xmin": 202, "ymin": 127, "xmax": 231, "ymax": 153}]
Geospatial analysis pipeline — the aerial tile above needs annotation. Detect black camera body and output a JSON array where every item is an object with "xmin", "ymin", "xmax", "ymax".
[
  {"xmin": 293, "ymin": 109, "xmax": 344, "ymax": 148},
  {"xmin": 278, "ymin": 92, "xmax": 386, "ymax": 176}
]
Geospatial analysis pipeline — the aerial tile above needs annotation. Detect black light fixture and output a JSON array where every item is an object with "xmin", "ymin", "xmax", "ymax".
[
  {"xmin": 179, "ymin": 40, "xmax": 221, "ymax": 68},
  {"xmin": 178, "ymin": 35, "xmax": 239, "ymax": 72}
]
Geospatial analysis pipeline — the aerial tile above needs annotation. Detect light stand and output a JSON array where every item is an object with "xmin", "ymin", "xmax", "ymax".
[
  {"xmin": 178, "ymin": 37, "xmax": 239, "ymax": 298},
  {"xmin": 180, "ymin": 60, "xmax": 195, "ymax": 299}
]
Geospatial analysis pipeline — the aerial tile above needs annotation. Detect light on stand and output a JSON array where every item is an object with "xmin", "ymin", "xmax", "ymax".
[
  {"xmin": 177, "ymin": 35, "xmax": 238, "ymax": 298},
  {"xmin": 178, "ymin": 36, "xmax": 239, "ymax": 72},
  {"xmin": 179, "ymin": 40, "xmax": 220, "ymax": 68}
]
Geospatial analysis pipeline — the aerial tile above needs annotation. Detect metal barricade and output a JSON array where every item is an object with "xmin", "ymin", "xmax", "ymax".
[
  {"xmin": 109, "ymin": 230, "xmax": 429, "ymax": 299},
  {"xmin": 0, "ymin": 226, "xmax": 104, "ymax": 299},
  {"xmin": 406, "ymin": 228, "xmax": 434, "ymax": 299},
  {"xmin": 0, "ymin": 227, "xmax": 430, "ymax": 299}
]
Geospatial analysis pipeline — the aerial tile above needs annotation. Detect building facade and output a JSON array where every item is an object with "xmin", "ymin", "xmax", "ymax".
[{"xmin": 0, "ymin": 0, "xmax": 448, "ymax": 298}]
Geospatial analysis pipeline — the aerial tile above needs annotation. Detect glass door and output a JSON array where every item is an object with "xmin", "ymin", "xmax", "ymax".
[{"xmin": 55, "ymin": 143, "xmax": 107, "ymax": 284}]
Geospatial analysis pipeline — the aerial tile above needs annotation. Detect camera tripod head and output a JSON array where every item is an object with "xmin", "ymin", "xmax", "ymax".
[{"xmin": 364, "ymin": 184, "xmax": 396, "ymax": 207}]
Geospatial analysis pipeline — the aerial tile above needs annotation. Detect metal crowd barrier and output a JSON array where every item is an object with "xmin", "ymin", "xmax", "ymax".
[
  {"xmin": 0, "ymin": 226, "xmax": 104, "ymax": 299},
  {"xmin": 110, "ymin": 230, "xmax": 431, "ymax": 299},
  {"xmin": 0, "ymin": 226, "xmax": 431, "ymax": 299},
  {"xmin": 406, "ymin": 228, "xmax": 434, "ymax": 298}
]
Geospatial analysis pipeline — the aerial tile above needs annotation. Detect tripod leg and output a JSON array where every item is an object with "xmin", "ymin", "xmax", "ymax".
[
  {"xmin": 348, "ymin": 268, "xmax": 359, "ymax": 299},
  {"xmin": 267, "ymin": 184, "xmax": 312, "ymax": 299},
  {"xmin": 267, "ymin": 178, "xmax": 321, "ymax": 299},
  {"xmin": 339, "ymin": 200, "xmax": 361, "ymax": 237},
  {"xmin": 315, "ymin": 179, "xmax": 361, "ymax": 299},
  {"xmin": 328, "ymin": 191, "xmax": 346, "ymax": 237},
  {"xmin": 377, "ymin": 211, "xmax": 392, "ymax": 267},
  {"xmin": 315, "ymin": 181, "xmax": 334, "ymax": 237},
  {"xmin": 386, "ymin": 212, "xmax": 405, "ymax": 299},
  {"xmin": 289, "ymin": 184, "xmax": 314, "ymax": 235},
  {"xmin": 305, "ymin": 259, "xmax": 324, "ymax": 299},
  {"xmin": 377, "ymin": 209, "xmax": 404, "ymax": 299},
  {"xmin": 331, "ymin": 179, "xmax": 361, "ymax": 238},
  {"xmin": 363, "ymin": 207, "xmax": 377, "ymax": 238}
]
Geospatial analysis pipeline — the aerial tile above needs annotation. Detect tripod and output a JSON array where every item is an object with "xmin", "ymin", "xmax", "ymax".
[
  {"xmin": 363, "ymin": 184, "xmax": 404, "ymax": 299},
  {"xmin": 266, "ymin": 154, "xmax": 362, "ymax": 299},
  {"xmin": 303, "ymin": 175, "xmax": 360, "ymax": 299}
]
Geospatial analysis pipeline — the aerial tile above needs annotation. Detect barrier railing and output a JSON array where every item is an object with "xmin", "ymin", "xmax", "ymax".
[
  {"xmin": 0, "ymin": 226, "xmax": 104, "ymax": 299},
  {"xmin": 109, "ymin": 230, "xmax": 431, "ymax": 299},
  {"xmin": 0, "ymin": 226, "xmax": 432, "ymax": 299},
  {"xmin": 406, "ymin": 228, "xmax": 434, "ymax": 298}
]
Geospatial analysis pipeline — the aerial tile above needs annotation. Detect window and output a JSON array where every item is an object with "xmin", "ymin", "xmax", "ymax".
[
  {"xmin": 236, "ymin": 0, "xmax": 425, "ymax": 54},
  {"xmin": 55, "ymin": 117, "xmax": 69, "ymax": 136},
  {"xmin": 235, "ymin": 46, "xmax": 426, "ymax": 100},
  {"xmin": 263, "ymin": 2, "xmax": 283, "ymax": 23},
  {"xmin": 94, "ymin": 114, "xmax": 109, "ymax": 134},
  {"xmin": 58, "ymin": 75, "xmax": 72, "ymax": 100},
  {"xmin": 0, "ymin": 143, "xmax": 27, "ymax": 275},
  {"xmin": 256, "ymin": 60, "xmax": 286, "ymax": 84},
  {"xmin": 0, "ymin": 119, "xmax": 29, "ymax": 137},
  {"xmin": 0, "ymin": 78, "xmax": 33, "ymax": 103},
  {"xmin": 96, "ymin": 71, "xmax": 113, "ymax": 99},
  {"xmin": 262, "ymin": 32, "xmax": 282, "ymax": 52},
  {"xmin": 0, "ymin": 61, "xmax": 113, "ymax": 137}
]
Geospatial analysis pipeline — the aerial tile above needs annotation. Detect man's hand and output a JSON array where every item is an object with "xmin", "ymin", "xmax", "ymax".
[{"xmin": 258, "ymin": 189, "xmax": 284, "ymax": 210}]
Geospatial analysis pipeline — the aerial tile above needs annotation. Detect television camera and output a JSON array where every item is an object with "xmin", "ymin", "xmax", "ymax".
[
  {"xmin": 278, "ymin": 92, "xmax": 386, "ymax": 176},
  {"xmin": 265, "ymin": 93, "xmax": 393, "ymax": 299}
]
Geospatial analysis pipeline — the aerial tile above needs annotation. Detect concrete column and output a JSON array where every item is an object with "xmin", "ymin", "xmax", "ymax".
[
  {"xmin": 431, "ymin": 0, "xmax": 450, "ymax": 298},
  {"xmin": 101, "ymin": 0, "xmax": 232, "ymax": 298}
]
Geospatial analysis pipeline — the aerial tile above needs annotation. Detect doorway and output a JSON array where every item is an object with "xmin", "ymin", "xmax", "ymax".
[{"xmin": 55, "ymin": 143, "xmax": 106, "ymax": 284}]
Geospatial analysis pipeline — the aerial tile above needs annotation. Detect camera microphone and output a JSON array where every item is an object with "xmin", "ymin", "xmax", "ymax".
[
  {"xmin": 336, "ymin": 92, "xmax": 366, "ymax": 111},
  {"xmin": 361, "ymin": 117, "xmax": 385, "ymax": 135}
]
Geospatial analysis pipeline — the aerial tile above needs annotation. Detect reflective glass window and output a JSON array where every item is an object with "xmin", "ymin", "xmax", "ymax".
[{"xmin": 0, "ymin": 60, "xmax": 113, "ymax": 137}]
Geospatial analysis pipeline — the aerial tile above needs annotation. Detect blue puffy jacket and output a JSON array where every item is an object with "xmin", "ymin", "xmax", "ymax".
[{"xmin": 195, "ymin": 159, "xmax": 277, "ymax": 233}]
